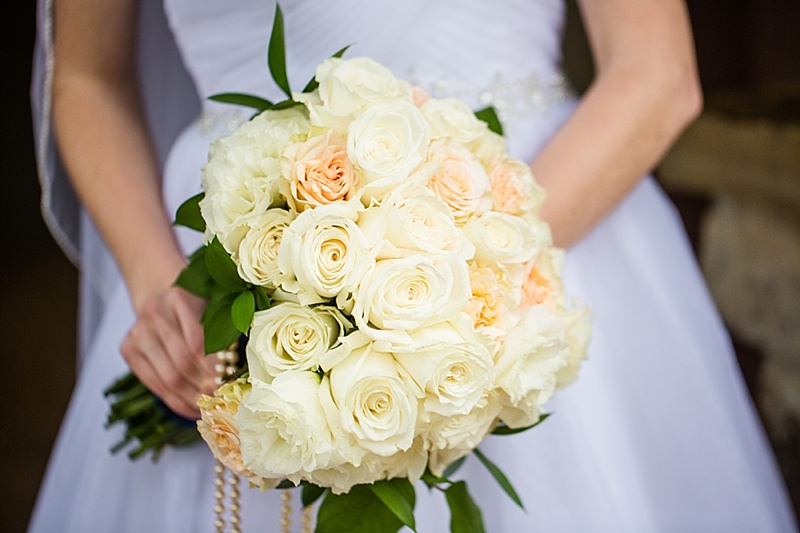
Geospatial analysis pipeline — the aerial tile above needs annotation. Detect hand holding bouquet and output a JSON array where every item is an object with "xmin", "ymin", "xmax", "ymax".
[{"xmin": 106, "ymin": 6, "xmax": 590, "ymax": 532}]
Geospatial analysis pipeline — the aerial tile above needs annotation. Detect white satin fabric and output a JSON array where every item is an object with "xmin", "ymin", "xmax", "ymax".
[{"xmin": 30, "ymin": 1, "xmax": 797, "ymax": 531}]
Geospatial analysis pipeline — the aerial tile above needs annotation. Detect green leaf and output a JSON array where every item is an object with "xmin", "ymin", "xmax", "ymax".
[
  {"xmin": 268, "ymin": 4, "xmax": 292, "ymax": 98},
  {"xmin": 421, "ymin": 470, "xmax": 447, "ymax": 489},
  {"xmin": 208, "ymin": 93, "xmax": 274, "ymax": 111},
  {"xmin": 174, "ymin": 192, "xmax": 205, "ymax": 232},
  {"xmin": 331, "ymin": 45, "xmax": 351, "ymax": 59},
  {"xmin": 301, "ymin": 482, "xmax": 327, "ymax": 508},
  {"xmin": 231, "ymin": 291, "xmax": 255, "ymax": 335},
  {"xmin": 491, "ymin": 413, "xmax": 550, "ymax": 435},
  {"xmin": 271, "ymin": 99, "xmax": 303, "ymax": 110},
  {"xmin": 445, "ymin": 481, "xmax": 485, "ymax": 533},
  {"xmin": 368, "ymin": 479, "xmax": 416, "ymax": 532},
  {"xmin": 472, "ymin": 448, "xmax": 524, "ymax": 510},
  {"xmin": 202, "ymin": 294, "xmax": 240, "ymax": 353},
  {"xmin": 175, "ymin": 247, "xmax": 214, "ymax": 299},
  {"xmin": 443, "ymin": 456, "xmax": 467, "ymax": 479},
  {"xmin": 301, "ymin": 45, "xmax": 351, "ymax": 93},
  {"xmin": 252, "ymin": 285, "xmax": 272, "ymax": 310},
  {"xmin": 474, "ymin": 106, "xmax": 504, "ymax": 136},
  {"xmin": 205, "ymin": 239, "xmax": 246, "ymax": 291},
  {"xmin": 316, "ymin": 483, "xmax": 407, "ymax": 533}
]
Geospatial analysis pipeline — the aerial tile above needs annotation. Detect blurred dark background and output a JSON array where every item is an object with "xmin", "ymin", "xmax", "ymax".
[{"xmin": 3, "ymin": 1, "xmax": 799, "ymax": 531}]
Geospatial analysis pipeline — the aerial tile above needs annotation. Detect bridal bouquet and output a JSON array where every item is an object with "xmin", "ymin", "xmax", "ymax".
[{"xmin": 106, "ymin": 6, "xmax": 589, "ymax": 532}]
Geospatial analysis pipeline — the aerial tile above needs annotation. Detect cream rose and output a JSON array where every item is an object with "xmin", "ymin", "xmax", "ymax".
[
  {"xmin": 247, "ymin": 302, "xmax": 350, "ymax": 383},
  {"xmin": 197, "ymin": 380, "xmax": 278, "ymax": 490},
  {"xmin": 469, "ymin": 128, "xmax": 508, "ymax": 164},
  {"xmin": 280, "ymin": 130, "xmax": 360, "ymax": 212},
  {"xmin": 356, "ymin": 188, "xmax": 474, "ymax": 261},
  {"xmin": 351, "ymin": 253, "xmax": 471, "ymax": 345},
  {"xmin": 328, "ymin": 343, "xmax": 418, "ymax": 457},
  {"xmin": 303, "ymin": 438, "xmax": 428, "ymax": 495},
  {"xmin": 296, "ymin": 57, "xmax": 413, "ymax": 131},
  {"xmin": 422, "ymin": 97, "xmax": 488, "ymax": 144},
  {"xmin": 301, "ymin": 456, "xmax": 384, "ymax": 495},
  {"xmin": 494, "ymin": 305, "xmax": 571, "ymax": 428},
  {"xmin": 347, "ymin": 100, "xmax": 430, "ymax": 202},
  {"xmin": 200, "ymin": 107, "xmax": 310, "ymax": 253},
  {"xmin": 426, "ymin": 393, "xmax": 503, "ymax": 477},
  {"xmin": 277, "ymin": 203, "xmax": 373, "ymax": 305},
  {"xmin": 392, "ymin": 320, "xmax": 495, "ymax": 417},
  {"xmin": 236, "ymin": 208, "xmax": 294, "ymax": 287},
  {"xmin": 555, "ymin": 305, "xmax": 592, "ymax": 388},
  {"xmin": 425, "ymin": 139, "xmax": 492, "ymax": 224},
  {"xmin": 463, "ymin": 211, "xmax": 549, "ymax": 265},
  {"xmin": 486, "ymin": 156, "xmax": 546, "ymax": 218},
  {"xmin": 237, "ymin": 372, "xmax": 335, "ymax": 479}
]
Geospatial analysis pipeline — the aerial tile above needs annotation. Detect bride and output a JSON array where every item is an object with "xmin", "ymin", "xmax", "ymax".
[{"xmin": 30, "ymin": 0, "xmax": 797, "ymax": 531}]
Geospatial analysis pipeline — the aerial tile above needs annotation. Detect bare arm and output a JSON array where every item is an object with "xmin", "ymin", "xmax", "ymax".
[
  {"xmin": 533, "ymin": 0, "xmax": 702, "ymax": 247},
  {"xmin": 53, "ymin": 0, "xmax": 213, "ymax": 417}
]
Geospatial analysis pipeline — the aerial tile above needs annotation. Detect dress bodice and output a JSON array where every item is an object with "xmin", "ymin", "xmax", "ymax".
[{"xmin": 162, "ymin": 0, "xmax": 568, "ymax": 112}]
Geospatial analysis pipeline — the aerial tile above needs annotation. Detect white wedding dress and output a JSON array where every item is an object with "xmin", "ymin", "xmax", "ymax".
[{"xmin": 30, "ymin": 0, "xmax": 797, "ymax": 532}]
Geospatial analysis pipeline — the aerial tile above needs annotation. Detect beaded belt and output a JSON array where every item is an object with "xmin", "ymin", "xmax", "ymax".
[{"xmin": 194, "ymin": 70, "xmax": 574, "ymax": 138}]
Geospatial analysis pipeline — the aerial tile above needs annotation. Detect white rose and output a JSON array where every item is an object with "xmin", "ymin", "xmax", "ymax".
[
  {"xmin": 555, "ymin": 304, "xmax": 592, "ymax": 388},
  {"xmin": 305, "ymin": 437, "xmax": 428, "ymax": 495},
  {"xmin": 356, "ymin": 188, "xmax": 475, "ymax": 261},
  {"xmin": 351, "ymin": 253, "xmax": 471, "ymax": 345},
  {"xmin": 328, "ymin": 342, "xmax": 418, "ymax": 457},
  {"xmin": 237, "ymin": 372, "xmax": 335, "ymax": 479},
  {"xmin": 425, "ymin": 139, "xmax": 492, "ymax": 224},
  {"xmin": 463, "ymin": 211, "xmax": 549, "ymax": 265},
  {"xmin": 422, "ymin": 97, "xmax": 488, "ymax": 144},
  {"xmin": 301, "ymin": 456, "xmax": 383, "ymax": 495},
  {"xmin": 469, "ymin": 128, "xmax": 508, "ymax": 165},
  {"xmin": 277, "ymin": 203, "xmax": 373, "ymax": 305},
  {"xmin": 295, "ymin": 57, "xmax": 413, "ymax": 131},
  {"xmin": 426, "ymin": 393, "xmax": 503, "ymax": 477},
  {"xmin": 200, "ymin": 107, "xmax": 310, "ymax": 253},
  {"xmin": 247, "ymin": 302, "xmax": 351, "ymax": 383},
  {"xmin": 236, "ymin": 208, "xmax": 294, "ymax": 287},
  {"xmin": 392, "ymin": 320, "xmax": 494, "ymax": 417},
  {"xmin": 494, "ymin": 305, "xmax": 572, "ymax": 428},
  {"xmin": 347, "ymin": 100, "xmax": 430, "ymax": 202}
]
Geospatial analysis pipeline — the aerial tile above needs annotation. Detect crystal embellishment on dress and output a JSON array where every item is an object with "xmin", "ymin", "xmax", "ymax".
[
  {"xmin": 409, "ymin": 70, "xmax": 574, "ymax": 125},
  {"xmin": 196, "ymin": 109, "xmax": 249, "ymax": 139}
]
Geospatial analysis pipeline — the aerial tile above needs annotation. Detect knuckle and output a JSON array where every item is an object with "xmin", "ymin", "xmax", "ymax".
[
  {"xmin": 162, "ymin": 369, "xmax": 184, "ymax": 390},
  {"xmin": 140, "ymin": 299, "xmax": 161, "ymax": 320}
]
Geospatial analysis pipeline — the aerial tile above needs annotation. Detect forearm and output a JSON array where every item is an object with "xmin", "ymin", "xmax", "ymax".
[
  {"xmin": 533, "ymin": 0, "xmax": 702, "ymax": 247},
  {"xmin": 53, "ymin": 78, "xmax": 186, "ymax": 311},
  {"xmin": 52, "ymin": 0, "xmax": 185, "ymax": 312}
]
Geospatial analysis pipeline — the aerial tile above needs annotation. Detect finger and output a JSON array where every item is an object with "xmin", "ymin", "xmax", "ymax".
[
  {"xmin": 171, "ymin": 288, "xmax": 207, "ymax": 360},
  {"xmin": 142, "ymin": 294, "xmax": 209, "ymax": 391},
  {"xmin": 122, "ymin": 325, "xmax": 201, "ymax": 418}
]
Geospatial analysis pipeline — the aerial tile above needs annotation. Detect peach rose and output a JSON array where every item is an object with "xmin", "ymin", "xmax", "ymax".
[
  {"xmin": 486, "ymin": 156, "xmax": 546, "ymax": 218},
  {"xmin": 520, "ymin": 247, "xmax": 565, "ymax": 311},
  {"xmin": 197, "ymin": 380, "xmax": 278, "ymax": 490},
  {"xmin": 425, "ymin": 139, "xmax": 492, "ymax": 224},
  {"xmin": 412, "ymin": 86, "xmax": 431, "ymax": 107},
  {"xmin": 463, "ymin": 261, "xmax": 519, "ymax": 341},
  {"xmin": 281, "ymin": 131, "xmax": 360, "ymax": 212}
]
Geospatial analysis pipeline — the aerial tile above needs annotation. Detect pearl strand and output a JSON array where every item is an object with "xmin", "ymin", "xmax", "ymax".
[{"xmin": 211, "ymin": 348, "xmax": 242, "ymax": 533}]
